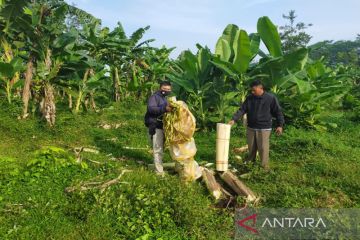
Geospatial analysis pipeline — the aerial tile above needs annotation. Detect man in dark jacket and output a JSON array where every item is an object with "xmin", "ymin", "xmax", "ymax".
[
  {"xmin": 144, "ymin": 81, "xmax": 172, "ymax": 175},
  {"xmin": 228, "ymin": 80, "xmax": 284, "ymax": 170}
]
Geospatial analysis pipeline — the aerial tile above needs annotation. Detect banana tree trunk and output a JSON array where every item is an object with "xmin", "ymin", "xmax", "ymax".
[
  {"xmin": 199, "ymin": 96, "xmax": 207, "ymax": 130},
  {"xmin": 68, "ymin": 93, "xmax": 73, "ymax": 109},
  {"xmin": 84, "ymin": 96, "xmax": 89, "ymax": 111},
  {"xmin": 22, "ymin": 57, "xmax": 34, "ymax": 118},
  {"xmin": 75, "ymin": 69, "xmax": 90, "ymax": 113},
  {"xmin": 113, "ymin": 66, "xmax": 120, "ymax": 102},
  {"xmin": 2, "ymin": 38, "xmax": 18, "ymax": 104},
  {"xmin": 6, "ymin": 82, "xmax": 11, "ymax": 104},
  {"xmin": 5, "ymin": 73, "xmax": 20, "ymax": 104},
  {"xmin": 40, "ymin": 83, "xmax": 56, "ymax": 126},
  {"xmin": 75, "ymin": 91, "xmax": 83, "ymax": 113},
  {"xmin": 90, "ymin": 92, "xmax": 97, "ymax": 110},
  {"xmin": 61, "ymin": 90, "xmax": 65, "ymax": 101}
]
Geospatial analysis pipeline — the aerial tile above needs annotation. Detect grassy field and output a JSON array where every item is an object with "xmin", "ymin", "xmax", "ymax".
[{"xmin": 0, "ymin": 100, "xmax": 359, "ymax": 239}]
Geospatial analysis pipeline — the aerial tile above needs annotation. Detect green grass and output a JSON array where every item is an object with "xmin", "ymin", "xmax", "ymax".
[{"xmin": 0, "ymin": 100, "xmax": 359, "ymax": 239}]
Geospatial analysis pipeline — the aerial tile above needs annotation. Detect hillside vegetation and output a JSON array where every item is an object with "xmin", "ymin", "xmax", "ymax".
[{"xmin": 0, "ymin": 101, "xmax": 359, "ymax": 239}]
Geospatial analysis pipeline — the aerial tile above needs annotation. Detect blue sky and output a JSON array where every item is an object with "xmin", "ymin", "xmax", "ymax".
[{"xmin": 65, "ymin": 0, "xmax": 360, "ymax": 57}]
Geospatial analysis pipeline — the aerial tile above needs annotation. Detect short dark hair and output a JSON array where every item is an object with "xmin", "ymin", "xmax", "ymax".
[
  {"xmin": 250, "ymin": 79, "xmax": 263, "ymax": 88},
  {"xmin": 160, "ymin": 81, "xmax": 172, "ymax": 87}
]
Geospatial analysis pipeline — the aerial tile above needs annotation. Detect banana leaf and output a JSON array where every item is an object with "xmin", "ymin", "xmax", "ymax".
[
  {"xmin": 233, "ymin": 30, "xmax": 252, "ymax": 73},
  {"xmin": 169, "ymin": 74, "xmax": 194, "ymax": 93},
  {"xmin": 210, "ymin": 57, "xmax": 238, "ymax": 77},
  {"xmin": 221, "ymin": 24, "xmax": 239, "ymax": 59},
  {"xmin": 0, "ymin": 62, "xmax": 14, "ymax": 78},
  {"xmin": 257, "ymin": 16, "xmax": 283, "ymax": 57},
  {"xmin": 215, "ymin": 38, "xmax": 231, "ymax": 62},
  {"xmin": 249, "ymin": 33, "xmax": 260, "ymax": 60},
  {"xmin": 283, "ymin": 48, "xmax": 308, "ymax": 71},
  {"xmin": 197, "ymin": 47, "xmax": 212, "ymax": 86}
]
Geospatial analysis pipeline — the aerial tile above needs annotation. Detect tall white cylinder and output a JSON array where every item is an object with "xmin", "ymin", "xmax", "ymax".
[{"xmin": 216, "ymin": 123, "xmax": 231, "ymax": 171}]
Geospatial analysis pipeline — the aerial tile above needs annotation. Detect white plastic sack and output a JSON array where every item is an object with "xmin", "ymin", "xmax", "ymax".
[
  {"xmin": 169, "ymin": 138, "xmax": 197, "ymax": 161},
  {"xmin": 175, "ymin": 159, "xmax": 202, "ymax": 181}
]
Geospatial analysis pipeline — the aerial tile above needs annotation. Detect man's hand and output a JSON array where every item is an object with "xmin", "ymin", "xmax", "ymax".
[
  {"xmin": 228, "ymin": 120, "xmax": 235, "ymax": 126},
  {"xmin": 275, "ymin": 127, "xmax": 283, "ymax": 136},
  {"xmin": 166, "ymin": 105, "xmax": 172, "ymax": 112}
]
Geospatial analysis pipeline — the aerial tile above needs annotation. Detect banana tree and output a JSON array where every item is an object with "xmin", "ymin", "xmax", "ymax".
[
  {"xmin": 0, "ymin": 0, "xmax": 70, "ymax": 124},
  {"xmin": 251, "ymin": 48, "xmax": 348, "ymax": 128},
  {"xmin": 0, "ymin": 38, "xmax": 24, "ymax": 103},
  {"xmin": 208, "ymin": 91, "xmax": 239, "ymax": 123},
  {"xmin": 56, "ymin": 19, "xmax": 109, "ymax": 113},
  {"xmin": 209, "ymin": 16, "xmax": 349, "ymax": 129},
  {"xmin": 100, "ymin": 23, "xmax": 157, "ymax": 101},
  {"xmin": 103, "ymin": 23, "xmax": 129, "ymax": 101},
  {"xmin": 0, "ymin": 0, "xmax": 34, "ymax": 117},
  {"xmin": 170, "ymin": 47, "xmax": 214, "ymax": 128},
  {"xmin": 211, "ymin": 24, "xmax": 253, "ymax": 83},
  {"xmin": 140, "ymin": 46, "xmax": 175, "ymax": 97},
  {"xmin": 35, "ymin": 48, "xmax": 63, "ymax": 126},
  {"xmin": 58, "ymin": 47, "xmax": 107, "ymax": 113},
  {"xmin": 25, "ymin": 2, "xmax": 70, "ymax": 125},
  {"xmin": 207, "ymin": 25, "xmax": 258, "ymax": 124},
  {"xmin": 119, "ymin": 25, "xmax": 156, "ymax": 99},
  {"xmin": 72, "ymin": 68, "xmax": 107, "ymax": 113}
]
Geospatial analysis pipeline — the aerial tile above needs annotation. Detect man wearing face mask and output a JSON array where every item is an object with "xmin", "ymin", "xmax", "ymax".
[
  {"xmin": 228, "ymin": 80, "xmax": 284, "ymax": 171},
  {"xmin": 144, "ymin": 81, "xmax": 172, "ymax": 175}
]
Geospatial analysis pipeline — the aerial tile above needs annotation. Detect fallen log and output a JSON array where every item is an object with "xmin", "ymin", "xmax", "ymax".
[
  {"xmin": 74, "ymin": 147, "xmax": 83, "ymax": 163},
  {"xmin": 233, "ymin": 145, "xmax": 248, "ymax": 154},
  {"xmin": 65, "ymin": 169, "xmax": 131, "ymax": 193},
  {"xmin": 99, "ymin": 122, "xmax": 126, "ymax": 129},
  {"xmin": 73, "ymin": 147, "xmax": 99, "ymax": 163},
  {"xmin": 82, "ymin": 147, "xmax": 99, "ymax": 154},
  {"xmin": 87, "ymin": 159, "xmax": 101, "ymax": 164},
  {"xmin": 148, "ymin": 162, "xmax": 176, "ymax": 170},
  {"xmin": 64, "ymin": 182, "xmax": 102, "ymax": 193},
  {"xmin": 220, "ymin": 170, "xmax": 257, "ymax": 202},
  {"xmin": 239, "ymin": 173, "xmax": 251, "ymax": 179},
  {"xmin": 123, "ymin": 146, "xmax": 148, "ymax": 150},
  {"xmin": 202, "ymin": 168, "xmax": 223, "ymax": 200}
]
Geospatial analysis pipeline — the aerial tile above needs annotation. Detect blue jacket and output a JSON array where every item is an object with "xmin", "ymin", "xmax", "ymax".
[{"xmin": 144, "ymin": 91, "xmax": 168, "ymax": 132}]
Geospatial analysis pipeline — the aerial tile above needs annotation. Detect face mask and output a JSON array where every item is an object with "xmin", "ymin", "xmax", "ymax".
[{"xmin": 161, "ymin": 91, "xmax": 172, "ymax": 96}]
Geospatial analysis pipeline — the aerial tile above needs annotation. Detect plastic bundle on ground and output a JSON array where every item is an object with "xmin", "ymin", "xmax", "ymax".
[{"xmin": 164, "ymin": 99, "xmax": 202, "ymax": 181}]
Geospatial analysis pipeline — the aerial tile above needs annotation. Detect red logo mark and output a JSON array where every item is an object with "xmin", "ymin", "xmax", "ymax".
[{"xmin": 237, "ymin": 213, "xmax": 258, "ymax": 234}]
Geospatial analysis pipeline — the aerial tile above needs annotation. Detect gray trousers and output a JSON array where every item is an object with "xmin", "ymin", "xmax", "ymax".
[
  {"xmin": 148, "ymin": 128, "xmax": 164, "ymax": 173},
  {"xmin": 246, "ymin": 127, "xmax": 271, "ymax": 169}
]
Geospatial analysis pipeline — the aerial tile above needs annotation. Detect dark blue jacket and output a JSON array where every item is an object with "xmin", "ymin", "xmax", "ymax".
[
  {"xmin": 232, "ymin": 92, "xmax": 285, "ymax": 129},
  {"xmin": 144, "ymin": 91, "xmax": 168, "ymax": 132}
]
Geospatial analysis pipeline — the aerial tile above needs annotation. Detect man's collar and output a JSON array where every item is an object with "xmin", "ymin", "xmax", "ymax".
[
  {"xmin": 253, "ymin": 91, "xmax": 266, "ymax": 99},
  {"xmin": 156, "ymin": 90, "xmax": 166, "ymax": 98}
]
